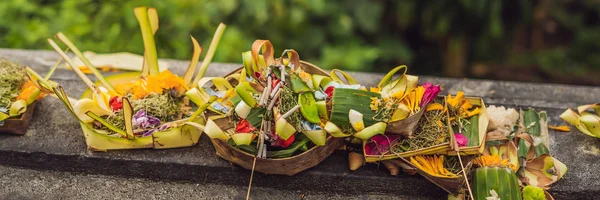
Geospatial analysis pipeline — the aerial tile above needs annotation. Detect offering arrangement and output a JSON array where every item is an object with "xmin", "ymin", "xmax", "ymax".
[
  {"xmin": 0, "ymin": 58, "xmax": 56, "ymax": 135},
  {"xmin": 194, "ymin": 40, "xmax": 344, "ymax": 176},
  {"xmin": 26, "ymin": 6, "xmax": 226, "ymax": 151}
]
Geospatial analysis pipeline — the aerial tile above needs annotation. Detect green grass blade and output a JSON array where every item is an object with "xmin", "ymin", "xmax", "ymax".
[
  {"xmin": 44, "ymin": 48, "xmax": 68, "ymax": 80},
  {"xmin": 183, "ymin": 36, "xmax": 203, "ymax": 86},
  {"xmin": 134, "ymin": 6, "xmax": 160, "ymax": 76},
  {"xmin": 192, "ymin": 23, "xmax": 227, "ymax": 88},
  {"xmin": 55, "ymin": 32, "xmax": 115, "ymax": 92},
  {"xmin": 86, "ymin": 111, "xmax": 127, "ymax": 137},
  {"xmin": 47, "ymin": 38, "xmax": 95, "ymax": 90}
]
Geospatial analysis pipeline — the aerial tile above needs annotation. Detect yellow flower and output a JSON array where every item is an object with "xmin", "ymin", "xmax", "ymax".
[
  {"xmin": 370, "ymin": 87, "xmax": 381, "ymax": 93},
  {"xmin": 446, "ymin": 91, "xmax": 464, "ymax": 107},
  {"xmin": 353, "ymin": 121, "xmax": 364, "ymax": 131},
  {"xmin": 369, "ymin": 97, "xmax": 379, "ymax": 111},
  {"xmin": 426, "ymin": 102, "xmax": 444, "ymax": 112},
  {"xmin": 473, "ymin": 154, "xmax": 517, "ymax": 171},
  {"xmin": 464, "ymin": 107, "xmax": 480, "ymax": 118}
]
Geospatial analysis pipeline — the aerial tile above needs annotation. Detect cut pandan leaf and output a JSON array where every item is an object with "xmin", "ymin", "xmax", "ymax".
[
  {"xmin": 348, "ymin": 109, "xmax": 365, "ymax": 131},
  {"xmin": 134, "ymin": 6, "xmax": 160, "ymax": 76},
  {"xmin": 122, "ymin": 97, "xmax": 135, "ymax": 139},
  {"xmin": 389, "ymin": 103, "xmax": 410, "ymax": 122},
  {"xmin": 324, "ymin": 121, "xmax": 351, "ymax": 137},
  {"xmin": 53, "ymin": 86, "xmax": 92, "ymax": 125},
  {"xmin": 580, "ymin": 115, "xmax": 600, "ymax": 136},
  {"xmin": 192, "ymin": 23, "xmax": 227, "ymax": 87},
  {"xmin": 330, "ymin": 69, "xmax": 358, "ymax": 85},
  {"xmin": 275, "ymin": 118, "xmax": 296, "ymax": 140},
  {"xmin": 74, "ymin": 98, "xmax": 112, "ymax": 123},
  {"xmin": 235, "ymin": 84, "xmax": 256, "ymax": 107},
  {"xmin": 330, "ymin": 88, "xmax": 381, "ymax": 127},
  {"xmin": 472, "ymin": 167, "xmax": 521, "ymax": 200},
  {"xmin": 183, "ymin": 36, "xmax": 203, "ymax": 86},
  {"xmin": 275, "ymin": 117, "xmax": 296, "ymax": 140},
  {"xmin": 202, "ymin": 118, "xmax": 229, "ymax": 140},
  {"xmin": 153, "ymin": 124, "xmax": 200, "ymax": 149},
  {"xmin": 522, "ymin": 186, "xmax": 545, "ymax": 200},
  {"xmin": 577, "ymin": 103, "xmax": 600, "ymax": 114},
  {"xmin": 242, "ymin": 51, "xmax": 258, "ymax": 78},
  {"xmin": 86, "ymin": 111, "xmax": 127, "ymax": 137},
  {"xmin": 147, "ymin": 7, "xmax": 159, "ymax": 33},
  {"xmin": 302, "ymin": 130, "xmax": 327, "ymax": 146},
  {"xmin": 312, "ymin": 74, "xmax": 332, "ymax": 89},
  {"xmin": 523, "ymin": 154, "xmax": 567, "ymax": 188},
  {"xmin": 24, "ymin": 56, "xmax": 63, "ymax": 104},
  {"xmin": 235, "ymin": 100, "xmax": 252, "ymax": 119},
  {"xmin": 141, "ymin": 7, "xmax": 159, "ymax": 76},
  {"xmin": 381, "ymin": 76, "xmax": 407, "ymax": 98},
  {"xmin": 290, "ymin": 73, "xmax": 312, "ymax": 93},
  {"xmin": 81, "ymin": 124, "xmax": 154, "ymax": 151},
  {"xmin": 189, "ymin": 96, "xmax": 217, "ymax": 122},
  {"xmin": 298, "ymin": 93, "xmax": 320, "ymax": 123},
  {"xmin": 0, "ymin": 112, "xmax": 8, "ymax": 121},
  {"xmin": 54, "ymin": 33, "xmax": 115, "ymax": 92},
  {"xmin": 231, "ymin": 133, "xmax": 256, "ymax": 146},
  {"xmin": 8, "ymin": 100, "xmax": 27, "ymax": 117},
  {"xmin": 186, "ymin": 87, "xmax": 210, "ymax": 106},
  {"xmin": 353, "ymin": 122, "xmax": 386, "ymax": 140},
  {"xmin": 316, "ymin": 100, "xmax": 328, "ymax": 120},
  {"xmin": 92, "ymin": 87, "xmax": 112, "ymax": 113},
  {"xmin": 251, "ymin": 40, "xmax": 275, "ymax": 70},
  {"xmin": 241, "ymin": 81, "xmax": 259, "ymax": 94},
  {"xmin": 47, "ymin": 39, "xmax": 96, "ymax": 90},
  {"xmin": 559, "ymin": 108, "xmax": 598, "ymax": 137},
  {"xmin": 281, "ymin": 49, "xmax": 300, "ymax": 70},
  {"xmin": 377, "ymin": 65, "xmax": 407, "ymax": 88}
]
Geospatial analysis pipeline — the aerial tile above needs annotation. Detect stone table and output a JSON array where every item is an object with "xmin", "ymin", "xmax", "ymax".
[{"xmin": 1, "ymin": 48, "xmax": 599, "ymax": 199}]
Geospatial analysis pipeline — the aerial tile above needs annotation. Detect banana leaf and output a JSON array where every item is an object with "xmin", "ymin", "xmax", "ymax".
[{"xmin": 330, "ymin": 88, "xmax": 381, "ymax": 127}]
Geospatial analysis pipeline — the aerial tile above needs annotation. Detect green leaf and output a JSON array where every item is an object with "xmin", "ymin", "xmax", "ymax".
[
  {"xmin": 298, "ymin": 92, "xmax": 320, "ymax": 123},
  {"xmin": 134, "ymin": 6, "xmax": 160, "ymax": 76},
  {"xmin": 330, "ymin": 88, "xmax": 380, "ymax": 127},
  {"xmin": 268, "ymin": 135, "xmax": 310, "ymax": 158}
]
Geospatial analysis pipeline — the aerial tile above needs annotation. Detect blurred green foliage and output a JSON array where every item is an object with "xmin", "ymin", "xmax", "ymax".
[{"xmin": 0, "ymin": 0, "xmax": 599, "ymax": 78}]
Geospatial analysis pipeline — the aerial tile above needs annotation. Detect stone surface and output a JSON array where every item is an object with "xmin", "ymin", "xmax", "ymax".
[
  {"xmin": 0, "ymin": 165, "xmax": 432, "ymax": 200},
  {"xmin": 1, "ymin": 48, "xmax": 599, "ymax": 199}
]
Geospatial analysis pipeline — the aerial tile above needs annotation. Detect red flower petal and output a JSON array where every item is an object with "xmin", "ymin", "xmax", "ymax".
[
  {"xmin": 109, "ymin": 96, "xmax": 123, "ymax": 111},
  {"xmin": 235, "ymin": 119, "xmax": 256, "ymax": 133},
  {"xmin": 324, "ymin": 86, "xmax": 335, "ymax": 98},
  {"xmin": 279, "ymin": 134, "xmax": 295, "ymax": 148}
]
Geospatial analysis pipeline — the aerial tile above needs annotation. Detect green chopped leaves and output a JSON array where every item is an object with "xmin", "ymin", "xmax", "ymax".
[{"xmin": 298, "ymin": 92, "xmax": 320, "ymax": 123}]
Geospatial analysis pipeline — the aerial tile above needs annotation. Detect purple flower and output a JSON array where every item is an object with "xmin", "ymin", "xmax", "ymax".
[
  {"xmin": 141, "ymin": 130, "xmax": 156, "ymax": 137},
  {"xmin": 133, "ymin": 110, "xmax": 161, "ymax": 129},
  {"xmin": 420, "ymin": 82, "xmax": 441, "ymax": 107}
]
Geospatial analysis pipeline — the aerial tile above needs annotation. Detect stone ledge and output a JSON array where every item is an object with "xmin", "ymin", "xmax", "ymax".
[{"xmin": 1, "ymin": 48, "xmax": 599, "ymax": 199}]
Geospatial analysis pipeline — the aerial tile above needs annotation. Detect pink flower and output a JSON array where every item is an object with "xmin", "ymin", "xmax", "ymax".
[
  {"xmin": 454, "ymin": 133, "xmax": 468, "ymax": 147},
  {"xmin": 364, "ymin": 134, "xmax": 400, "ymax": 155},
  {"xmin": 420, "ymin": 82, "xmax": 441, "ymax": 107}
]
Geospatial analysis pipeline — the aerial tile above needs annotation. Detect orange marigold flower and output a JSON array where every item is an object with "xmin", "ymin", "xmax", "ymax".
[{"xmin": 115, "ymin": 70, "xmax": 188, "ymax": 99}]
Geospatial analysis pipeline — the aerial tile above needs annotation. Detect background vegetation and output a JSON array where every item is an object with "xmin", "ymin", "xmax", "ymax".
[{"xmin": 1, "ymin": 0, "xmax": 599, "ymax": 85}]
